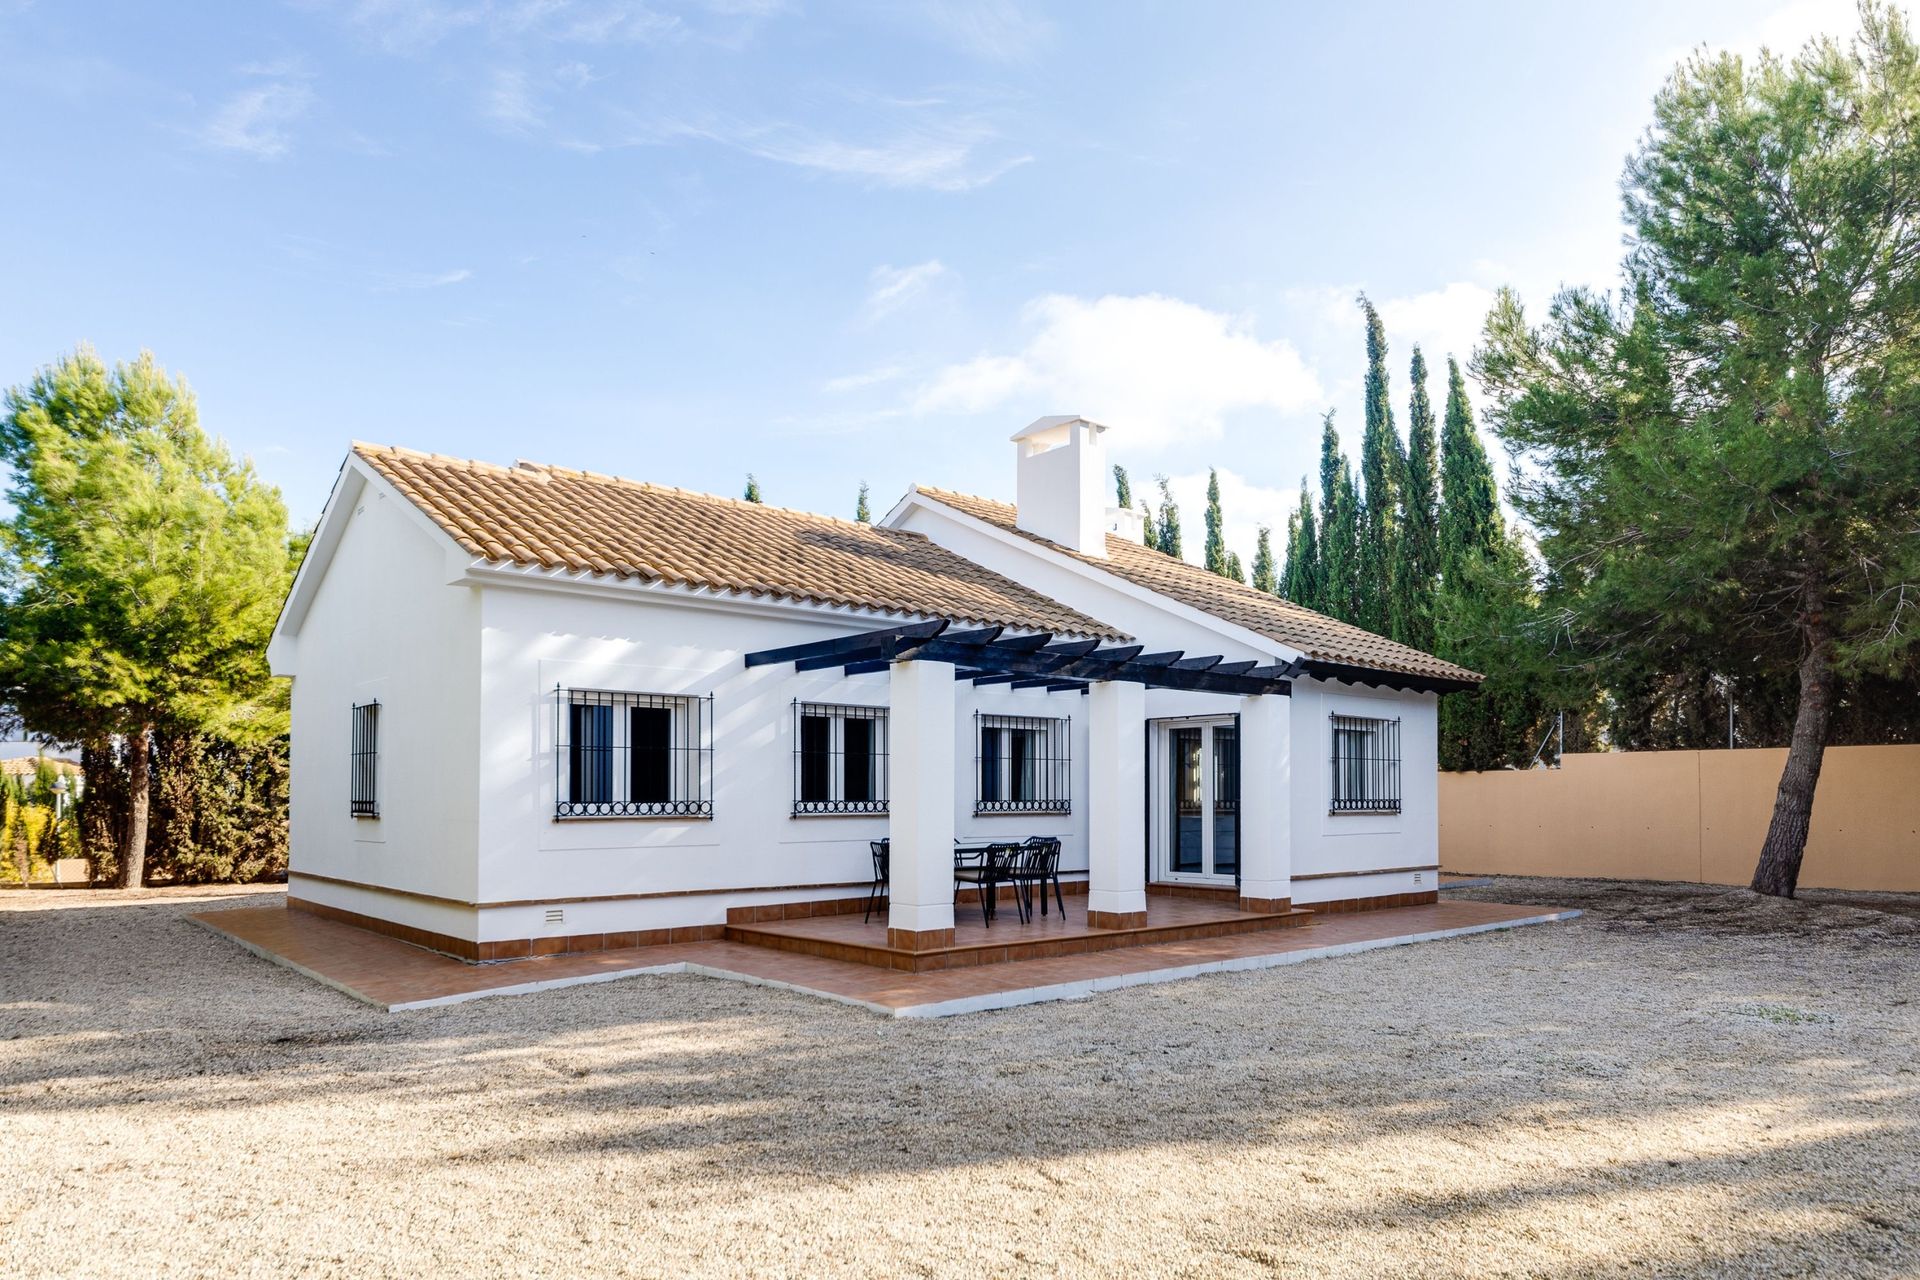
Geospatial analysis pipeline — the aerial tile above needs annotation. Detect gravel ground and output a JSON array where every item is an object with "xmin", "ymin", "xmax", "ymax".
[{"xmin": 2, "ymin": 879, "xmax": 1915, "ymax": 1279}]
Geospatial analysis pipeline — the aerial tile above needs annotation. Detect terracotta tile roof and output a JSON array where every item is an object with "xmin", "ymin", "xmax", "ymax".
[
  {"xmin": 353, "ymin": 445, "xmax": 1124, "ymax": 640},
  {"xmin": 914, "ymin": 487, "xmax": 1482, "ymax": 684}
]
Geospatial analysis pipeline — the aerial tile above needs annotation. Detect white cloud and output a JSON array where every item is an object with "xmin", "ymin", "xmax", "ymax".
[
  {"xmin": 917, "ymin": 1, "xmax": 1053, "ymax": 62},
  {"xmin": 320, "ymin": 0, "xmax": 684, "ymax": 52},
  {"xmin": 1375, "ymin": 282, "xmax": 1499, "ymax": 374},
  {"xmin": 823, "ymin": 365, "xmax": 907, "ymax": 394},
  {"xmin": 864, "ymin": 260, "xmax": 948, "ymax": 319},
  {"xmin": 1160, "ymin": 468, "xmax": 1305, "ymax": 569},
  {"xmin": 702, "ymin": 118, "xmax": 1032, "ymax": 191},
  {"xmin": 484, "ymin": 68, "xmax": 541, "ymax": 131},
  {"xmin": 913, "ymin": 293, "xmax": 1322, "ymax": 450},
  {"xmin": 372, "ymin": 267, "xmax": 474, "ymax": 291},
  {"xmin": 202, "ymin": 82, "xmax": 314, "ymax": 158}
]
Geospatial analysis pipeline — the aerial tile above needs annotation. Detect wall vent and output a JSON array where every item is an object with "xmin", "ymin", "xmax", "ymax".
[
  {"xmin": 1413, "ymin": 872, "xmax": 1424, "ymax": 885},
  {"xmin": 544, "ymin": 908, "xmax": 565, "ymax": 926}
]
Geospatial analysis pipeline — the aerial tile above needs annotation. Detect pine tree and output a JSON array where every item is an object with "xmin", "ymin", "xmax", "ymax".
[
  {"xmin": 1203, "ymin": 468, "xmax": 1231, "ymax": 576},
  {"xmin": 743, "ymin": 474, "xmax": 763, "ymax": 503},
  {"xmin": 1315, "ymin": 412, "xmax": 1360, "ymax": 621},
  {"xmin": 1438, "ymin": 356, "xmax": 1502, "ymax": 569},
  {"xmin": 1355, "ymin": 295, "xmax": 1404, "ymax": 634},
  {"xmin": 1250, "ymin": 526, "xmax": 1277, "ymax": 594},
  {"xmin": 855, "ymin": 481, "xmax": 870, "ymax": 523},
  {"xmin": 1395, "ymin": 345, "xmax": 1442, "ymax": 648},
  {"xmin": 1153, "ymin": 475, "xmax": 1182, "ymax": 559}
]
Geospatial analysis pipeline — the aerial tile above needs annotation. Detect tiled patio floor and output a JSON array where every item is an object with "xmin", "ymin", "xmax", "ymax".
[
  {"xmin": 191, "ymin": 897, "xmax": 1580, "ymax": 1017},
  {"xmin": 724, "ymin": 893, "xmax": 1311, "ymax": 970}
]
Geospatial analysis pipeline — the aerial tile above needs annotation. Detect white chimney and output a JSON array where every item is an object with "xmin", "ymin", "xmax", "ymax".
[{"xmin": 1012, "ymin": 415, "xmax": 1112, "ymax": 557}]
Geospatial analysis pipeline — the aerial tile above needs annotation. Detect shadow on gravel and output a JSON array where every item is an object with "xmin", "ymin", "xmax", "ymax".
[{"xmin": 1450, "ymin": 875, "xmax": 1920, "ymax": 943}]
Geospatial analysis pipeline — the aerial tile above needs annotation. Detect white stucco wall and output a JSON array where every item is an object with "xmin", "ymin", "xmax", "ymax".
[
  {"xmin": 1286, "ymin": 678, "xmax": 1439, "ymax": 905},
  {"xmin": 470, "ymin": 582, "xmax": 1094, "ymax": 940},
  {"xmin": 276, "ymin": 471, "xmax": 1444, "ymax": 946},
  {"xmin": 279, "ymin": 480, "xmax": 482, "ymax": 928},
  {"xmin": 893, "ymin": 495, "xmax": 1441, "ymax": 906}
]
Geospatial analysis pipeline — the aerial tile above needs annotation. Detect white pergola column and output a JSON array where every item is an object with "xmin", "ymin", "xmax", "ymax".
[
  {"xmin": 1086, "ymin": 679, "xmax": 1148, "ymax": 929},
  {"xmin": 1237, "ymin": 692, "xmax": 1292, "ymax": 911},
  {"xmin": 887, "ymin": 658, "xmax": 956, "ymax": 948}
]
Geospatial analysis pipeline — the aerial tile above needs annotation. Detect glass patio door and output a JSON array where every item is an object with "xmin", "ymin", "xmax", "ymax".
[{"xmin": 1161, "ymin": 719, "xmax": 1238, "ymax": 883}]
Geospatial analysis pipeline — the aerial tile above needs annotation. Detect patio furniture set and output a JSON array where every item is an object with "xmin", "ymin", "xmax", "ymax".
[{"xmin": 864, "ymin": 837, "xmax": 1065, "ymax": 927}]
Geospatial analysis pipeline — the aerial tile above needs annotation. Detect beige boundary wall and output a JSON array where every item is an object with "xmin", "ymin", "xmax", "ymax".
[{"xmin": 1440, "ymin": 745, "xmax": 1920, "ymax": 893}]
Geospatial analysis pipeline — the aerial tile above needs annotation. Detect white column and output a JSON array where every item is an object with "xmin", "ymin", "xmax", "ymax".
[
  {"xmin": 887, "ymin": 658, "xmax": 956, "ymax": 941},
  {"xmin": 1238, "ymin": 693, "xmax": 1292, "ymax": 908},
  {"xmin": 1086, "ymin": 679, "xmax": 1147, "ymax": 927}
]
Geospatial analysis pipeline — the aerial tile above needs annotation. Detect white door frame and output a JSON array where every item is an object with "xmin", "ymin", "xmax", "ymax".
[{"xmin": 1148, "ymin": 714, "xmax": 1238, "ymax": 885}]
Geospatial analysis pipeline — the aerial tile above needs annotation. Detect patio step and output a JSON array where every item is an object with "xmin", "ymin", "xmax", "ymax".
[{"xmin": 723, "ymin": 903, "xmax": 1315, "ymax": 973}]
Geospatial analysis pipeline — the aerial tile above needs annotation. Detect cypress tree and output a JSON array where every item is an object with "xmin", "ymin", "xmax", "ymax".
[
  {"xmin": 1316, "ymin": 412, "xmax": 1360, "ymax": 621},
  {"xmin": 1355, "ymin": 295, "xmax": 1404, "ymax": 634},
  {"xmin": 1224, "ymin": 550, "xmax": 1245, "ymax": 583},
  {"xmin": 1395, "ymin": 345, "xmax": 1441, "ymax": 648},
  {"xmin": 1250, "ymin": 526, "xmax": 1277, "ymax": 594},
  {"xmin": 1438, "ymin": 356, "xmax": 1502, "ymax": 568},
  {"xmin": 855, "ymin": 481, "xmax": 871, "ymax": 523},
  {"xmin": 743, "ymin": 474, "xmax": 763, "ymax": 503},
  {"xmin": 1280, "ymin": 478, "xmax": 1321, "ymax": 606},
  {"xmin": 1153, "ymin": 475, "xmax": 1183, "ymax": 559},
  {"xmin": 1203, "ymin": 468, "xmax": 1230, "ymax": 576},
  {"xmin": 1112, "ymin": 465, "xmax": 1133, "ymax": 511},
  {"xmin": 1279, "ymin": 497, "xmax": 1302, "ymax": 602},
  {"xmin": 1434, "ymin": 356, "xmax": 1535, "ymax": 772}
]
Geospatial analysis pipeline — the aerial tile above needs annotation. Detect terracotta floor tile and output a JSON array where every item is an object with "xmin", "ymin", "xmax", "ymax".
[{"xmin": 191, "ymin": 898, "xmax": 1573, "ymax": 1015}]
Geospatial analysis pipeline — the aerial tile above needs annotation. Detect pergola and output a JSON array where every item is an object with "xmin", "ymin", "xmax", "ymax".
[{"xmin": 745, "ymin": 620, "xmax": 1302, "ymax": 946}]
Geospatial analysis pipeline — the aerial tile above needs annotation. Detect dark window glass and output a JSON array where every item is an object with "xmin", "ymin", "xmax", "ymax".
[
  {"xmin": 630, "ymin": 705, "xmax": 671, "ymax": 804},
  {"xmin": 799, "ymin": 713, "xmax": 832, "ymax": 803},
  {"xmin": 569, "ymin": 703, "xmax": 613, "ymax": 804},
  {"xmin": 980, "ymin": 727, "xmax": 1002, "ymax": 802},
  {"xmin": 843, "ymin": 716, "xmax": 874, "ymax": 803},
  {"xmin": 1010, "ymin": 728, "xmax": 1035, "ymax": 802}
]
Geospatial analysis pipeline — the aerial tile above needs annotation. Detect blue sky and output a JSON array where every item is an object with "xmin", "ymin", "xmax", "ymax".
[{"xmin": 0, "ymin": 0, "xmax": 1864, "ymax": 564}]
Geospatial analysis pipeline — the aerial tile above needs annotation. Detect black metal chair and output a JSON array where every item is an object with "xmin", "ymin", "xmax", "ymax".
[
  {"xmin": 953, "ymin": 841, "xmax": 1019, "ymax": 927},
  {"xmin": 1007, "ymin": 836, "xmax": 1065, "ymax": 921},
  {"xmin": 864, "ymin": 839, "xmax": 889, "ymax": 924}
]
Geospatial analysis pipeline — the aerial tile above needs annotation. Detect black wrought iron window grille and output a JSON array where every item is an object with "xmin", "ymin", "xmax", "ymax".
[
  {"xmin": 975, "ymin": 712, "xmax": 1071, "ymax": 815},
  {"xmin": 554, "ymin": 687, "xmax": 713, "ymax": 819},
  {"xmin": 349, "ymin": 701, "xmax": 380, "ymax": 818},
  {"xmin": 792, "ymin": 701, "xmax": 889, "ymax": 816},
  {"xmin": 1329, "ymin": 713, "xmax": 1401, "ymax": 814}
]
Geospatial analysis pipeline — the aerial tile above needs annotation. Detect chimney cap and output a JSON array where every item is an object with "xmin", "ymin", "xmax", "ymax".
[{"xmin": 1010, "ymin": 415, "xmax": 1108, "ymax": 443}]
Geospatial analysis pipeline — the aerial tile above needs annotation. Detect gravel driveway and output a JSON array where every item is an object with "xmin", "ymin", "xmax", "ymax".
[{"xmin": 2, "ymin": 879, "xmax": 1915, "ymax": 1278}]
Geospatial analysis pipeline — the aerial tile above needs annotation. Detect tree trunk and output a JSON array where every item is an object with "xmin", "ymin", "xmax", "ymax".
[
  {"xmin": 121, "ymin": 725, "xmax": 152, "ymax": 889},
  {"xmin": 1750, "ymin": 606, "xmax": 1836, "ymax": 898}
]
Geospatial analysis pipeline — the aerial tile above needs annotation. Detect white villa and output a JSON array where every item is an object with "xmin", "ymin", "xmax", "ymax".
[{"xmin": 267, "ymin": 417, "xmax": 1479, "ymax": 968}]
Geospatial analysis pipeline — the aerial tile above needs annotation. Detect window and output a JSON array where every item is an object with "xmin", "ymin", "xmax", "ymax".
[
  {"xmin": 792, "ymin": 702, "xmax": 888, "ymax": 815},
  {"xmin": 975, "ymin": 713, "xmax": 1071, "ymax": 814},
  {"xmin": 554, "ymin": 688, "xmax": 712, "ymax": 818},
  {"xmin": 349, "ymin": 701, "xmax": 380, "ymax": 818},
  {"xmin": 1329, "ymin": 713, "xmax": 1401, "ymax": 814}
]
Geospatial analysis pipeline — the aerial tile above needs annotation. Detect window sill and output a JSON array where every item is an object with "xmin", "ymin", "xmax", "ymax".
[
  {"xmin": 350, "ymin": 812, "xmax": 380, "ymax": 821},
  {"xmin": 1328, "ymin": 808, "xmax": 1401, "ymax": 817},
  {"xmin": 790, "ymin": 808, "xmax": 889, "ymax": 818}
]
